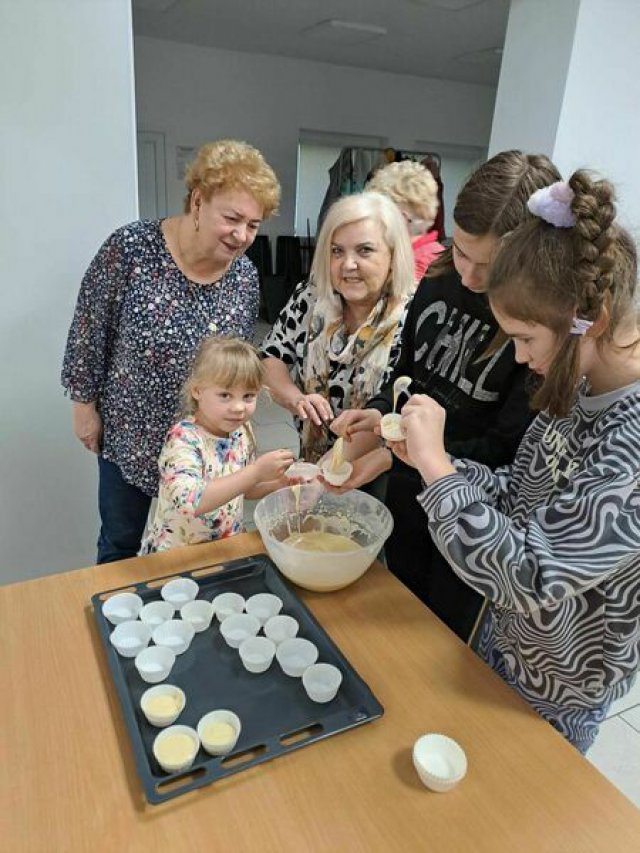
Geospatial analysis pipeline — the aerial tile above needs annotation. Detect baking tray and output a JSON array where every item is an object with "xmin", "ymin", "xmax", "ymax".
[{"xmin": 92, "ymin": 553, "xmax": 383, "ymax": 804}]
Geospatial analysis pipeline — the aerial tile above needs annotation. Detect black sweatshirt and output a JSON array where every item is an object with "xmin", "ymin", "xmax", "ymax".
[{"xmin": 367, "ymin": 269, "xmax": 534, "ymax": 469}]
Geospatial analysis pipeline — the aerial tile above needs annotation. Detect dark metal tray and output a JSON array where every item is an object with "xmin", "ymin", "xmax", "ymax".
[{"xmin": 92, "ymin": 554, "xmax": 383, "ymax": 804}]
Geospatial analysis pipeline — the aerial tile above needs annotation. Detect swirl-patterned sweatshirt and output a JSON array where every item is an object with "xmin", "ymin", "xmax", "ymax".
[{"xmin": 418, "ymin": 380, "xmax": 640, "ymax": 711}]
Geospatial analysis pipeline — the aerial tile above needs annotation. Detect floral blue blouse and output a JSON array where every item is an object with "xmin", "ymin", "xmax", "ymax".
[{"xmin": 61, "ymin": 220, "xmax": 259, "ymax": 495}]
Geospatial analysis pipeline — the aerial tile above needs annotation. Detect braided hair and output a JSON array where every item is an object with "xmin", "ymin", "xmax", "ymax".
[{"xmin": 486, "ymin": 170, "xmax": 638, "ymax": 416}]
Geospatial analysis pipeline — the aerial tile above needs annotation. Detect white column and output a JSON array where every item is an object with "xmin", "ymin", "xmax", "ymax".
[
  {"xmin": 489, "ymin": 0, "xmax": 640, "ymax": 228},
  {"xmin": 0, "ymin": 0, "xmax": 138, "ymax": 582}
]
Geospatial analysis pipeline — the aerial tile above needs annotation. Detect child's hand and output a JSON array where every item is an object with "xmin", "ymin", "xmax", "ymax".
[
  {"xmin": 253, "ymin": 449, "xmax": 295, "ymax": 482},
  {"xmin": 398, "ymin": 395, "xmax": 452, "ymax": 483},
  {"xmin": 265, "ymin": 472, "xmax": 297, "ymax": 493},
  {"xmin": 401, "ymin": 395, "xmax": 446, "ymax": 453},
  {"xmin": 330, "ymin": 408, "xmax": 381, "ymax": 440}
]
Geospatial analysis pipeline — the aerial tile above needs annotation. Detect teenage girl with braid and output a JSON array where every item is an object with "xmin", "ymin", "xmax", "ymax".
[{"xmin": 390, "ymin": 171, "xmax": 640, "ymax": 752}]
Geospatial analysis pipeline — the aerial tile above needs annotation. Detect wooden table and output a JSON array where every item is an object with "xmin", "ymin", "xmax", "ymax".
[{"xmin": 3, "ymin": 533, "xmax": 639, "ymax": 852}]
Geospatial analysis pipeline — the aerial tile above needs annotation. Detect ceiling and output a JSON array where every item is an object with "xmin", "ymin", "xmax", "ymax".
[{"xmin": 133, "ymin": 0, "xmax": 510, "ymax": 86}]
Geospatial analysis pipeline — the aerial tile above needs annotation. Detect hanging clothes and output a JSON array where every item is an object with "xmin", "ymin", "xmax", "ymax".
[
  {"xmin": 352, "ymin": 148, "xmax": 379, "ymax": 192},
  {"xmin": 316, "ymin": 146, "xmax": 443, "ymax": 236},
  {"xmin": 422, "ymin": 156, "xmax": 446, "ymax": 242},
  {"xmin": 317, "ymin": 147, "xmax": 388, "ymax": 231},
  {"xmin": 317, "ymin": 148, "xmax": 353, "ymax": 232}
]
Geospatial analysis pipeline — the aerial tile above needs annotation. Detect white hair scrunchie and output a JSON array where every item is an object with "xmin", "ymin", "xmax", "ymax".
[
  {"xmin": 570, "ymin": 317, "xmax": 593, "ymax": 335},
  {"xmin": 527, "ymin": 181, "xmax": 576, "ymax": 228}
]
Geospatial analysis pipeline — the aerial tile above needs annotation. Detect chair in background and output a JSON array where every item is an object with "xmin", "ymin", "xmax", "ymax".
[
  {"xmin": 260, "ymin": 236, "xmax": 300, "ymax": 324},
  {"xmin": 260, "ymin": 275, "xmax": 291, "ymax": 323},
  {"xmin": 246, "ymin": 234, "xmax": 272, "ymax": 283},
  {"xmin": 259, "ymin": 235, "xmax": 316, "ymax": 323},
  {"xmin": 246, "ymin": 235, "xmax": 273, "ymax": 322},
  {"xmin": 275, "ymin": 236, "xmax": 303, "ymax": 284}
]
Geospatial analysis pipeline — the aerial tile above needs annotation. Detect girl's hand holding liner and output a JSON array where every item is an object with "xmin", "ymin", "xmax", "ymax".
[
  {"xmin": 252, "ymin": 449, "xmax": 296, "ymax": 482},
  {"xmin": 243, "ymin": 448, "xmax": 296, "ymax": 500},
  {"xmin": 387, "ymin": 395, "xmax": 455, "ymax": 484},
  {"xmin": 195, "ymin": 448, "xmax": 295, "ymax": 515}
]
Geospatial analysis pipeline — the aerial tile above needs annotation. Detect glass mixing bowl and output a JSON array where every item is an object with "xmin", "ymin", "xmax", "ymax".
[{"xmin": 254, "ymin": 485, "xmax": 393, "ymax": 592}]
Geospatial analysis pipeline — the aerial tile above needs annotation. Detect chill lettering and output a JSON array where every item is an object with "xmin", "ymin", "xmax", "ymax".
[{"xmin": 415, "ymin": 302, "xmax": 499, "ymax": 402}]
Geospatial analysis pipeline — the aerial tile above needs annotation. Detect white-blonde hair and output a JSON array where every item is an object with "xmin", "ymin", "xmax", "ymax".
[
  {"xmin": 367, "ymin": 160, "xmax": 438, "ymax": 226},
  {"xmin": 311, "ymin": 191, "xmax": 415, "ymax": 311}
]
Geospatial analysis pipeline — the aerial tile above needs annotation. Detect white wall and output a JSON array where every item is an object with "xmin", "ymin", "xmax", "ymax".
[
  {"xmin": 439, "ymin": 156, "xmax": 482, "ymax": 237},
  {"xmin": 0, "ymin": 0, "xmax": 138, "ymax": 583},
  {"xmin": 552, "ymin": 0, "xmax": 640, "ymax": 231},
  {"xmin": 134, "ymin": 37, "xmax": 497, "ymax": 242},
  {"xmin": 295, "ymin": 143, "xmax": 344, "ymax": 238},
  {"xmin": 489, "ymin": 0, "xmax": 581, "ymax": 157}
]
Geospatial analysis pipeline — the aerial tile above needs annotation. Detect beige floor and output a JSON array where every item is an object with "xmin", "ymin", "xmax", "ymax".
[{"xmin": 248, "ymin": 381, "xmax": 640, "ymax": 809}]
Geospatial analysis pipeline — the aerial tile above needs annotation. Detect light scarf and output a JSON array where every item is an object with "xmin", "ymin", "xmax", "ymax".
[{"xmin": 301, "ymin": 290, "xmax": 407, "ymax": 462}]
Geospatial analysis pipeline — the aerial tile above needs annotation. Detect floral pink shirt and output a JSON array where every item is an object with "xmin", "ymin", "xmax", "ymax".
[{"xmin": 141, "ymin": 418, "xmax": 255, "ymax": 553}]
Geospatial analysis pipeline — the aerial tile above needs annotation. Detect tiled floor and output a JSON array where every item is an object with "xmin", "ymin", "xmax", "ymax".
[
  {"xmin": 248, "ymin": 381, "xmax": 640, "ymax": 809},
  {"xmin": 588, "ymin": 679, "xmax": 640, "ymax": 806}
]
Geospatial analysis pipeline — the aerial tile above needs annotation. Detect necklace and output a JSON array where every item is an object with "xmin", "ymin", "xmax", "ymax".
[
  {"xmin": 187, "ymin": 281, "xmax": 219, "ymax": 335},
  {"xmin": 173, "ymin": 218, "xmax": 221, "ymax": 335}
]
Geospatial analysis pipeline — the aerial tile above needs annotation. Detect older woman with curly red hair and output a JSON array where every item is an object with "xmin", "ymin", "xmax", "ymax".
[{"xmin": 62, "ymin": 139, "xmax": 280, "ymax": 563}]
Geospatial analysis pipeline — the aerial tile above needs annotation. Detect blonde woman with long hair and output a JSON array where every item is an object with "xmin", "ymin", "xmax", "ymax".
[{"xmin": 260, "ymin": 191, "xmax": 414, "ymax": 484}]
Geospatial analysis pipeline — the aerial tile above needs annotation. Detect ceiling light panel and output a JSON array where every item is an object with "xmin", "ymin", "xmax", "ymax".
[
  {"xmin": 134, "ymin": 0, "xmax": 179, "ymax": 12},
  {"xmin": 456, "ymin": 46, "xmax": 503, "ymax": 65},
  {"xmin": 303, "ymin": 19, "xmax": 388, "ymax": 45},
  {"xmin": 407, "ymin": 0, "xmax": 486, "ymax": 10}
]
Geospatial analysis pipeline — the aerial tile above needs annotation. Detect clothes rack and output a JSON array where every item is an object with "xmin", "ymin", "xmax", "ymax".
[{"xmin": 317, "ymin": 145, "xmax": 444, "ymax": 238}]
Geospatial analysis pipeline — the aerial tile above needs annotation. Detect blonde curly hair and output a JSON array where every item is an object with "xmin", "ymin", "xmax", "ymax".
[
  {"xmin": 183, "ymin": 139, "xmax": 280, "ymax": 218},
  {"xmin": 367, "ymin": 160, "xmax": 438, "ymax": 227}
]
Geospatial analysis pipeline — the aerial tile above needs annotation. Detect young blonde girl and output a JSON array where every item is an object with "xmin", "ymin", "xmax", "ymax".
[
  {"xmin": 393, "ymin": 171, "xmax": 640, "ymax": 752},
  {"xmin": 141, "ymin": 337, "xmax": 294, "ymax": 552}
]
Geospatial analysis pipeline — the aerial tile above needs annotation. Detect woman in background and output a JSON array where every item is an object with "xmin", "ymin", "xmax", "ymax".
[
  {"xmin": 62, "ymin": 139, "xmax": 280, "ymax": 563},
  {"xmin": 367, "ymin": 159, "xmax": 444, "ymax": 282}
]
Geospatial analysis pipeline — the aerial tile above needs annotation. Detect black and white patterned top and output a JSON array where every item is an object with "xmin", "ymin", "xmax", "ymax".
[
  {"xmin": 61, "ymin": 219, "xmax": 259, "ymax": 496},
  {"xmin": 418, "ymin": 380, "xmax": 640, "ymax": 715},
  {"xmin": 259, "ymin": 281, "xmax": 407, "ymax": 429}
]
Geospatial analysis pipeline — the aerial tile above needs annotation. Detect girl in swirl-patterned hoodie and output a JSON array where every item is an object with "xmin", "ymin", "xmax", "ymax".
[{"xmin": 391, "ymin": 171, "xmax": 640, "ymax": 753}]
